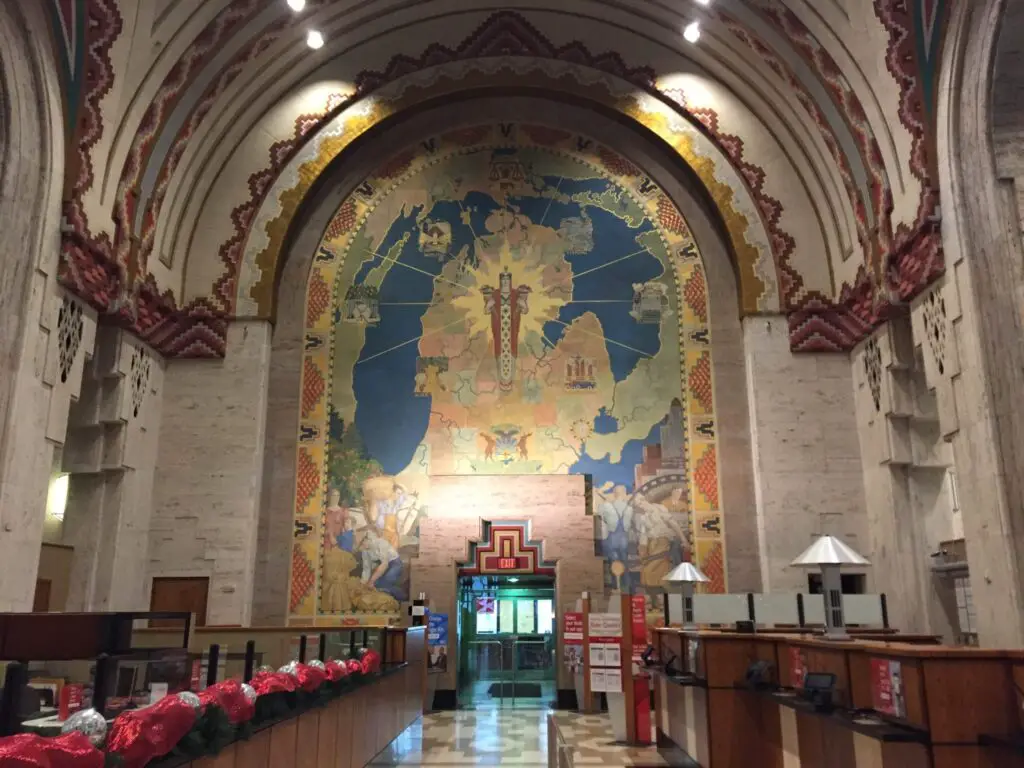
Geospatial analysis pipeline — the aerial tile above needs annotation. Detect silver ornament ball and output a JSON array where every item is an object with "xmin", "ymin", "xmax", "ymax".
[
  {"xmin": 241, "ymin": 683, "xmax": 257, "ymax": 705},
  {"xmin": 279, "ymin": 660, "xmax": 300, "ymax": 678},
  {"xmin": 256, "ymin": 664, "xmax": 274, "ymax": 675},
  {"xmin": 308, "ymin": 659, "xmax": 326, "ymax": 671},
  {"xmin": 61, "ymin": 707, "xmax": 107, "ymax": 748},
  {"xmin": 177, "ymin": 690, "xmax": 202, "ymax": 714}
]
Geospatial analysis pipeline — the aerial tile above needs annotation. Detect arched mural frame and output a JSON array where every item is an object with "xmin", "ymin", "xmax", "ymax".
[
  {"xmin": 226, "ymin": 58, "xmax": 787, "ymax": 326},
  {"xmin": 288, "ymin": 122, "xmax": 725, "ymax": 622}
]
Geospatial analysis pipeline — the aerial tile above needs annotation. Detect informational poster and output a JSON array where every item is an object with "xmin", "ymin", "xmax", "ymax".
[
  {"xmin": 475, "ymin": 596, "xmax": 496, "ymax": 614},
  {"xmin": 590, "ymin": 667, "xmax": 623, "ymax": 693},
  {"xmin": 428, "ymin": 613, "xmax": 449, "ymax": 672},
  {"xmin": 589, "ymin": 642, "xmax": 621, "ymax": 668},
  {"xmin": 789, "ymin": 646, "xmax": 807, "ymax": 688},
  {"xmin": 631, "ymin": 595, "xmax": 648, "ymax": 659},
  {"xmin": 870, "ymin": 658, "xmax": 906, "ymax": 717},
  {"xmin": 499, "ymin": 599, "xmax": 514, "ymax": 633},
  {"xmin": 588, "ymin": 612, "xmax": 622, "ymax": 640},
  {"xmin": 517, "ymin": 599, "xmax": 536, "ymax": 634},
  {"xmin": 563, "ymin": 612, "xmax": 584, "ymax": 672}
]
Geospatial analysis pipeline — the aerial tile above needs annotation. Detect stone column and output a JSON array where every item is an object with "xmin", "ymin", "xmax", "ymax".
[
  {"xmin": 148, "ymin": 321, "xmax": 272, "ymax": 626},
  {"xmin": 742, "ymin": 315, "xmax": 867, "ymax": 592},
  {"xmin": 61, "ymin": 328, "xmax": 164, "ymax": 611},
  {"xmin": 850, "ymin": 314, "xmax": 958, "ymax": 639},
  {"xmin": 0, "ymin": 0, "xmax": 68, "ymax": 612}
]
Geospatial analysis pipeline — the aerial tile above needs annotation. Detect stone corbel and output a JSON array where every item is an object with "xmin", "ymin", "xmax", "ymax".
[{"xmin": 909, "ymin": 275, "xmax": 962, "ymax": 441}]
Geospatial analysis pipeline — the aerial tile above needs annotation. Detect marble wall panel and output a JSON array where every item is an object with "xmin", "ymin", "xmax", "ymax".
[
  {"xmin": 147, "ymin": 321, "xmax": 271, "ymax": 625},
  {"xmin": 743, "ymin": 316, "xmax": 868, "ymax": 593}
]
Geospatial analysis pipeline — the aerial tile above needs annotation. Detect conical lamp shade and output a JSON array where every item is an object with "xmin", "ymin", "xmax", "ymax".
[
  {"xmin": 663, "ymin": 561, "xmax": 710, "ymax": 584},
  {"xmin": 790, "ymin": 535, "xmax": 869, "ymax": 567}
]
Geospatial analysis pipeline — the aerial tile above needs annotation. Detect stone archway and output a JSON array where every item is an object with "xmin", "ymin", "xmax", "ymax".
[{"xmin": 0, "ymin": 0, "xmax": 66, "ymax": 611}]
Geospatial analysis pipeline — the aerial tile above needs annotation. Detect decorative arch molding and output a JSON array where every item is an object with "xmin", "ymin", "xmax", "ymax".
[
  {"xmin": 457, "ymin": 521, "xmax": 557, "ymax": 577},
  {"xmin": 227, "ymin": 62, "xmax": 788, "ymax": 323}
]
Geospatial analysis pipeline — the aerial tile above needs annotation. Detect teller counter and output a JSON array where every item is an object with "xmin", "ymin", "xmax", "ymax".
[{"xmin": 651, "ymin": 629, "xmax": 1024, "ymax": 768}]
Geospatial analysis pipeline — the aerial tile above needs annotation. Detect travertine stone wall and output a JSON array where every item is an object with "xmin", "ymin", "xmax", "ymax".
[
  {"xmin": 743, "ymin": 316, "xmax": 868, "ymax": 592},
  {"xmin": 148, "ymin": 321, "xmax": 272, "ymax": 625},
  {"xmin": 411, "ymin": 474, "xmax": 605, "ymax": 692}
]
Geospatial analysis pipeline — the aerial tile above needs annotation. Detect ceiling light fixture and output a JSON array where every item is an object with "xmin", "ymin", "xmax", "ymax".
[
  {"xmin": 287, "ymin": 0, "xmax": 306, "ymax": 11},
  {"xmin": 694, "ymin": 0, "xmax": 711, "ymax": 6},
  {"xmin": 684, "ymin": 21, "xmax": 701, "ymax": 43},
  {"xmin": 306, "ymin": 29, "xmax": 324, "ymax": 49}
]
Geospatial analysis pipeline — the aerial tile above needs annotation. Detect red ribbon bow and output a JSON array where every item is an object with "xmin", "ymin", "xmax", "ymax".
[
  {"xmin": 292, "ymin": 663, "xmax": 328, "ymax": 693},
  {"xmin": 107, "ymin": 695, "xmax": 198, "ymax": 768},
  {"xmin": 249, "ymin": 670, "xmax": 298, "ymax": 696},
  {"xmin": 325, "ymin": 660, "xmax": 348, "ymax": 682},
  {"xmin": 197, "ymin": 679, "xmax": 255, "ymax": 724},
  {"xmin": 360, "ymin": 650, "xmax": 382, "ymax": 674},
  {"xmin": 0, "ymin": 732, "xmax": 104, "ymax": 768}
]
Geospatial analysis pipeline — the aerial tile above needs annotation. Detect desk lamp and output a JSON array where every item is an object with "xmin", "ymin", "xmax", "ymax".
[
  {"xmin": 663, "ymin": 561, "xmax": 709, "ymax": 630},
  {"xmin": 790, "ymin": 536, "xmax": 870, "ymax": 641}
]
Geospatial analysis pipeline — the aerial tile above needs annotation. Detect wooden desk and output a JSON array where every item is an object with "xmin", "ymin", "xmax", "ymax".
[{"xmin": 652, "ymin": 630, "xmax": 1024, "ymax": 768}]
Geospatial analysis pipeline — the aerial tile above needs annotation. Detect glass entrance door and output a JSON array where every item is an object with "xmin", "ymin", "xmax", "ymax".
[{"xmin": 456, "ymin": 574, "xmax": 556, "ymax": 709}]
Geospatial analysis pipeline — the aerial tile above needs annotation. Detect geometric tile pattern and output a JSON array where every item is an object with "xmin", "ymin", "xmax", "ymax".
[{"xmin": 369, "ymin": 710, "xmax": 673, "ymax": 767}]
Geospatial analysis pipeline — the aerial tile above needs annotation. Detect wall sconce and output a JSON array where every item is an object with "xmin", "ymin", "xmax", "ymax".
[{"xmin": 46, "ymin": 474, "xmax": 69, "ymax": 521}]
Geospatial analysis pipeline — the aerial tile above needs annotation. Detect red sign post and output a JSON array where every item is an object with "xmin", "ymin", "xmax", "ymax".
[{"xmin": 630, "ymin": 595, "xmax": 648, "ymax": 660}]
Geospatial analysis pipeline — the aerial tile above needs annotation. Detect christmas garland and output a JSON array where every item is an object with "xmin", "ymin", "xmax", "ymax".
[{"xmin": 0, "ymin": 652, "xmax": 383, "ymax": 768}]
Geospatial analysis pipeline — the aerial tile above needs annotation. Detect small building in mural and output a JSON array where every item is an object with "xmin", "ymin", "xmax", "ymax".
[{"xmin": 293, "ymin": 123, "xmax": 724, "ymax": 621}]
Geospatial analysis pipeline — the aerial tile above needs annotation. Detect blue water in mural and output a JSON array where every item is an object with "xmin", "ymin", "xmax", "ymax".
[
  {"xmin": 351, "ymin": 174, "xmax": 668, "ymax": 476},
  {"xmin": 569, "ymin": 421, "xmax": 663, "ymax": 492}
]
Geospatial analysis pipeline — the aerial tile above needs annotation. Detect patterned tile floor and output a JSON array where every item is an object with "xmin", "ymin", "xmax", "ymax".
[{"xmin": 368, "ymin": 709, "xmax": 674, "ymax": 766}]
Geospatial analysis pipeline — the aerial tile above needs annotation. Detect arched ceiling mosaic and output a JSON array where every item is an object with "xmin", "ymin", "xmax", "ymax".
[{"xmin": 45, "ymin": 0, "xmax": 952, "ymax": 358}]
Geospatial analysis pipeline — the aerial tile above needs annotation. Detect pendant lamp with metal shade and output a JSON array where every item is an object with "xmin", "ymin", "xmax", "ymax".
[
  {"xmin": 663, "ymin": 561, "xmax": 710, "ymax": 630},
  {"xmin": 790, "ymin": 536, "xmax": 870, "ymax": 640}
]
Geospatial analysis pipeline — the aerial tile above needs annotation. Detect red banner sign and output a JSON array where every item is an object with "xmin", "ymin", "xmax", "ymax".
[
  {"xmin": 870, "ymin": 658, "xmax": 906, "ymax": 717},
  {"xmin": 631, "ymin": 595, "xmax": 648, "ymax": 659},
  {"xmin": 563, "ymin": 612, "xmax": 584, "ymax": 643}
]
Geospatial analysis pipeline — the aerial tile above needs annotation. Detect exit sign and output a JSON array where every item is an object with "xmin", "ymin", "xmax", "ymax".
[{"xmin": 497, "ymin": 557, "xmax": 518, "ymax": 570}]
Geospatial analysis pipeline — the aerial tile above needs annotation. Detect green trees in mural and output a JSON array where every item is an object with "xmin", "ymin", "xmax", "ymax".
[{"xmin": 327, "ymin": 408, "xmax": 380, "ymax": 506}]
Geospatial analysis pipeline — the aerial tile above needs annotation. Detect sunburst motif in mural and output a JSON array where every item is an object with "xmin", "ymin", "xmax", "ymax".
[{"xmin": 450, "ymin": 237, "xmax": 566, "ymax": 345}]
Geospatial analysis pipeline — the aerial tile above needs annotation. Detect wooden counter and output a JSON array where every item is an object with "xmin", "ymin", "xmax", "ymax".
[{"xmin": 652, "ymin": 629, "xmax": 1024, "ymax": 768}]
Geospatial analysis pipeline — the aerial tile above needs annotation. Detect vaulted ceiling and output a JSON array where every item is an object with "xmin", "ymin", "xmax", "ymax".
[{"xmin": 45, "ymin": 0, "xmax": 952, "ymax": 357}]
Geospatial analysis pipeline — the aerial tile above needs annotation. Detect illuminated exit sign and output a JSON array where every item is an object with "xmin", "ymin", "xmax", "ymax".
[{"xmin": 497, "ymin": 557, "xmax": 518, "ymax": 570}]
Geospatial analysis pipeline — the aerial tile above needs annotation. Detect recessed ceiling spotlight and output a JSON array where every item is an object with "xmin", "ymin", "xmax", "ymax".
[
  {"xmin": 307, "ymin": 29, "xmax": 324, "ymax": 49},
  {"xmin": 287, "ymin": 0, "xmax": 306, "ymax": 11},
  {"xmin": 684, "ymin": 21, "xmax": 701, "ymax": 43},
  {"xmin": 694, "ymin": 0, "xmax": 711, "ymax": 6}
]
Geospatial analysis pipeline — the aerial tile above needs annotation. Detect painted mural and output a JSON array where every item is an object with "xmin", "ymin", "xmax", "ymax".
[{"xmin": 290, "ymin": 123, "xmax": 724, "ymax": 620}]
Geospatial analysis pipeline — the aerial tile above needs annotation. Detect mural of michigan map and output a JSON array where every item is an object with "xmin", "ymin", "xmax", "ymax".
[{"xmin": 291, "ymin": 123, "xmax": 724, "ymax": 618}]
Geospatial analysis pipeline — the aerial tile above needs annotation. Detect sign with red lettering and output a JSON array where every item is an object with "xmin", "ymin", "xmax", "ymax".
[
  {"xmin": 870, "ymin": 658, "xmax": 906, "ymax": 717},
  {"xmin": 497, "ymin": 557, "xmax": 518, "ymax": 569},
  {"xmin": 631, "ymin": 595, "xmax": 648, "ymax": 659},
  {"xmin": 789, "ymin": 647, "xmax": 806, "ymax": 688},
  {"xmin": 563, "ymin": 612, "xmax": 584, "ymax": 643}
]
